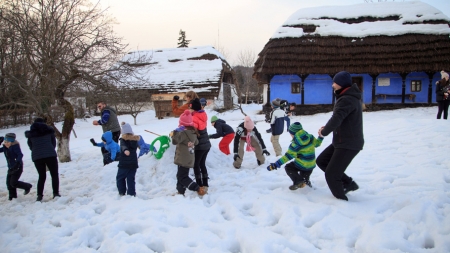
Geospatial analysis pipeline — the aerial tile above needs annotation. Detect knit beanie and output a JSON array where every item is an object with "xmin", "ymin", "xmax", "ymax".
[
  {"xmin": 121, "ymin": 122, "xmax": 134, "ymax": 134},
  {"xmin": 441, "ymin": 70, "xmax": 449, "ymax": 79},
  {"xmin": 211, "ymin": 115, "xmax": 219, "ymax": 123},
  {"xmin": 5, "ymin": 133, "xmax": 16, "ymax": 142},
  {"xmin": 200, "ymin": 98, "xmax": 207, "ymax": 107},
  {"xmin": 190, "ymin": 98, "xmax": 202, "ymax": 111},
  {"xmin": 243, "ymin": 116, "xmax": 254, "ymax": 130},
  {"xmin": 288, "ymin": 122, "xmax": 303, "ymax": 135},
  {"xmin": 333, "ymin": 71, "xmax": 352, "ymax": 88},
  {"xmin": 179, "ymin": 110, "xmax": 194, "ymax": 127},
  {"xmin": 272, "ymin": 98, "xmax": 281, "ymax": 107}
]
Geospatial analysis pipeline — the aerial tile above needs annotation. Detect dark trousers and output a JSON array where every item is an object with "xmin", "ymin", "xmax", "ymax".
[
  {"xmin": 116, "ymin": 168, "xmax": 137, "ymax": 196},
  {"xmin": 316, "ymin": 144, "xmax": 359, "ymax": 201},
  {"xmin": 103, "ymin": 152, "xmax": 120, "ymax": 165},
  {"xmin": 437, "ymin": 100, "xmax": 450, "ymax": 119},
  {"xmin": 6, "ymin": 166, "xmax": 32, "ymax": 198},
  {"xmin": 176, "ymin": 165, "xmax": 199, "ymax": 195},
  {"xmin": 34, "ymin": 156, "xmax": 59, "ymax": 196},
  {"xmin": 193, "ymin": 149, "xmax": 210, "ymax": 187},
  {"xmin": 285, "ymin": 162, "xmax": 312, "ymax": 185}
]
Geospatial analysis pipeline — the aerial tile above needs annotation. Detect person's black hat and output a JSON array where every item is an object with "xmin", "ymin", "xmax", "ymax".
[
  {"xmin": 333, "ymin": 71, "xmax": 352, "ymax": 88},
  {"xmin": 190, "ymin": 98, "xmax": 202, "ymax": 111}
]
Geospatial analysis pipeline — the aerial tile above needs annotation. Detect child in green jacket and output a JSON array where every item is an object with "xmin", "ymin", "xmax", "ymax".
[{"xmin": 267, "ymin": 122, "xmax": 324, "ymax": 190}]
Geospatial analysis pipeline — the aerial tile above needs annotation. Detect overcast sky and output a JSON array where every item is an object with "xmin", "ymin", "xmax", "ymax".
[{"xmin": 101, "ymin": 0, "xmax": 450, "ymax": 65}]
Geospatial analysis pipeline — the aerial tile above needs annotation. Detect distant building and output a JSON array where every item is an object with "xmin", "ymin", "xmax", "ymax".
[
  {"xmin": 117, "ymin": 46, "xmax": 236, "ymax": 115},
  {"xmin": 253, "ymin": 1, "xmax": 450, "ymax": 112}
]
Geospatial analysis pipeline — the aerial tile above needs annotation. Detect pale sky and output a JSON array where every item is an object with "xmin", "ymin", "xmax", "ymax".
[{"xmin": 101, "ymin": 0, "xmax": 450, "ymax": 65}]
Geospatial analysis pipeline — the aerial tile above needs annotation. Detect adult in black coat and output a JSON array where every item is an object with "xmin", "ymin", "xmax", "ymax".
[
  {"xmin": 436, "ymin": 70, "xmax": 450, "ymax": 119},
  {"xmin": 25, "ymin": 118, "xmax": 60, "ymax": 201},
  {"xmin": 317, "ymin": 71, "xmax": 364, "ymax": 201}
]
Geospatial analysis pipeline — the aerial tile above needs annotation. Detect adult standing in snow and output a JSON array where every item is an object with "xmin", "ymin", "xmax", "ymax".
[
  {"xmin": 172, "ymin": 91, "xmax": 199, "ymax": 117},
  {"xmin": 25, "ymin": 118, "xmax": 60, "ymax": 202},
  {"xmin": 92, "ymin": 101, "xmax": 121, "ymax": 165},
  {"xmin": 436, "ymin": 70, "xmax": 450, "ymax": 120},
  {"xmin": 190, "ymin": 98, "xmax": 212, "ymax": 193},
  {"xmin": 317, "ymin": 71, "xmax": 364, "ymax": 201}
]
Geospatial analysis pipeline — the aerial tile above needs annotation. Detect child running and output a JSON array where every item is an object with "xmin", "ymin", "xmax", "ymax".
[
  {"xmin": 267, "ymin": 122, "xmax": 324, "ymax": 190},
  {"xmin": 0, "ymin": 133, "xmax": 32, "ymax": 200},
  {"xmin": 209, "ymin": 115, "xmax": 235, "ymax": 155}
]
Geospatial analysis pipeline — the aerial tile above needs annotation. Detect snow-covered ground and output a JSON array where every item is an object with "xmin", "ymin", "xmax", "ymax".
[{"xmin": 0, "ymin": 104, "xmax": 449, "ymax": 253}]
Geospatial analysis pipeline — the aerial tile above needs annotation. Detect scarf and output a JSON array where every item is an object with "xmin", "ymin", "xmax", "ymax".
[{"xmin": 246, "ymin": 133, "xmax": 255, "ymax": 152}]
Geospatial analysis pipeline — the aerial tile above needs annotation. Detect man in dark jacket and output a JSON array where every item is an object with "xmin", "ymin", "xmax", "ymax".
[
  {"xmin": 93, "ymin": 101, "xmax": 121, "ymax": 165},
  {"xmin": 317, "ymin": 71, "xmax": 364, "ymax": 201}
]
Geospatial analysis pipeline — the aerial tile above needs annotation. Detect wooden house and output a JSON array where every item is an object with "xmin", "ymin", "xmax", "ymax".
[
  {"xmin": 117, "ymin": 46, "xmax": 236, "ymax": 117},
  {"xmin": 253, "ymin": 1, "xmax": 450, "ymax": 113}
]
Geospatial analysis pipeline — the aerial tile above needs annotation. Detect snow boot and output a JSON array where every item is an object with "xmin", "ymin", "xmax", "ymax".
[
  {"xmin": 53, "ymin": 193, "xmax": 61, "ymax": 199},
  {"xmin": 24, "ymin": 184, "xmax": 32, "ymax": 195},
  {"xmin": 36, "ymin": 195, "xmax": 43, "ymax": 202},
  {"xmin": 197, "ymin": 186, "xmax": 206, "ymax": 196},
  {"xmin": 289, "ymin": 181, "xmax": 306, "ymax": 190},
  {"xmin": 343, "ymin": 181, "xmax": 359, "ymax": 194}
]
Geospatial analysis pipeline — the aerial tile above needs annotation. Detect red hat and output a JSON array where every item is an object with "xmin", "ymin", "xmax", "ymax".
[{"xmin": 179, "ymin": 110, "xmax": 194, "ymax": 127}]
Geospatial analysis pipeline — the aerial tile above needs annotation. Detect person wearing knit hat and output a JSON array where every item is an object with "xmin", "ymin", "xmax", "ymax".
[
  {"xmin": 200, "ymin": 98, "xmax": 207, "ymax": 108},
  {"xmin": 119, "ymin": 122, "xmax": 156, "ymax": 158},
  {"xmin": 209, "ymin": 116, "xmax": 235, "ymax": 155},
  {"xmin": 117, "ymin": 123, "xmax": 141, "ymax": 197},
  {"xmin": 190, "ymin": 98, "xmax": 212, "ymax": 192},
  {"xmin": 436, "ymin": 70, "xmax": 450, "ymax": 119},
  {"xmin": 1, "ymin": 132, "xmax": 33, "ymax": 200},
  {"xmin": 232, "ymin": 116, "xmax": 270, "ymax": 169},
  {"xmin": 170, "ymin": 110, "xmax": 206, "ymax": 197},
  {"xmin": 267, "ymin": 121, "xmax": 324, "ymax": 191},
  {"xmin": 267, "ymin": 98, "xmax": 289, "ymax": 156},
  {"xmin": 317, "ymin": 70, "xmax": 364, "ymax": 201}
]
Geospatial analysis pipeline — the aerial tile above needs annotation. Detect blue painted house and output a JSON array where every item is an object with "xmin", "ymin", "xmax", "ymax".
[{"xmin": 253, "ymin": 1, "xmax": 450, "ymax": 109}]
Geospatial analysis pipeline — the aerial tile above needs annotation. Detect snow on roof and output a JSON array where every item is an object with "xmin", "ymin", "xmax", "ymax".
[
  {"xmin": 118, "ymin": 46, "xmax": 228, "ymax": 92},
  {"xmin": 272, "ymin": 1, "xmax": 450, "ymax": 39}
]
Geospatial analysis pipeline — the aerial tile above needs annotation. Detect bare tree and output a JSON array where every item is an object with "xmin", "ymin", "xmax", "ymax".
[
  {"xmin": 235, "ymin": 49, "xmax": 260, "ymax": 104},
  {"xmin": 114, "ymin": 87, "xmax": 149, "ymax": 125},
  {"xmin": 0, "ymin": 0, "xmax": 141, "ymax": 162}
]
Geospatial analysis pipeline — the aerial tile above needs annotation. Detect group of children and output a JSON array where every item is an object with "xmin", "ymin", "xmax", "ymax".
[{"xmin": 2, "ymin": 97, "xmax": 326, "ymax": 200}]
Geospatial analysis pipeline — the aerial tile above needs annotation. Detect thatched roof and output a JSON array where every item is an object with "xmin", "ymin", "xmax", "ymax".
[
  {"xmin": 117, "ymin": 46, "xmax": 233, "ymax": 93},
  {"xmin": 253, "ymin": 1, "xmax": 450, "ymax": 83}
]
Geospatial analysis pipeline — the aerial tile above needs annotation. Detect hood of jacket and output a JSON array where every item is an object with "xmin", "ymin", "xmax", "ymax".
[
  {"xmin": 102, "ymin": 131, "xmax": 114, "ymax": 144},
  {"xmin": 25, "ymin": 122, "xmax": 55, "ymax": 138}
]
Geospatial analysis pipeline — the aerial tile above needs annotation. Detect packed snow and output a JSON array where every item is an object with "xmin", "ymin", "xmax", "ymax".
[
  {"xmin": 272, "ymin": 1, "xmax": 450, "ymax": 39},
  {"xmin": 0, "ymin": 104, "xmax": 449, "ymax": 253}
]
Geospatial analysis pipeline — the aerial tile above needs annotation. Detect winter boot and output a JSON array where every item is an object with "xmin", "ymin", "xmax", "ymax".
[
  {"xmin": 24, "ymin": 184, "xmax": 32, "ymax": 195},
  {"xmin": 257, "ymin": 159, "xmax": 262, "ymax": 166},
  {"xmin": 301, "ymin": 170, "xmax": 313, "ymax": 188},
  {"xmin": 36, "ymin": 195, "xmax": 43, "ymax": 202},
  {"xmin": 53, "ymin": 193, "xmax": 61, "ymax": 199},
  {"xmin": 197, "ymin": 186, "xmax": 206, "ymax": 196},
  {"xmin": 343, "ymin": 181, "xmax": 359, "ymax": 194},
  {"xmin": 289, "ymin": 181, "xmax": 306, "ymax": 190}
]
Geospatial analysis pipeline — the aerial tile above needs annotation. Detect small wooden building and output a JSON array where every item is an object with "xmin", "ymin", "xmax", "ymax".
[
  {"xmin": 118, "ymin": 46, "xmax": 236, "ymax": 117},
  {"xmin": 253, "ymin": 1, "xmax": 450, "ymax": 112}
]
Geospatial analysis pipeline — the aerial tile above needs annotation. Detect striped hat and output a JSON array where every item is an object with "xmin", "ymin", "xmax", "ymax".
[{"xmin": 288, "ymin": 122, "xmax": 303, "ymax": 135}]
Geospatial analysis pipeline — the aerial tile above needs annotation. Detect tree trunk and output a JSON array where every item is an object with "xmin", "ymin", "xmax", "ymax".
[{"xmin": 57, "ymin": 135, "xmax": 71, "ymax": 162}]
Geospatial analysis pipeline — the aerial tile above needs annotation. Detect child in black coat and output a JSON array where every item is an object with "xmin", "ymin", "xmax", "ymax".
[
  {"xmin": 117, "ymin": 123, "xmax": 139, "ymax": 196},
  {"xmin": 0, "ymin": 133, "xmax": 32, "ymax": 200}
]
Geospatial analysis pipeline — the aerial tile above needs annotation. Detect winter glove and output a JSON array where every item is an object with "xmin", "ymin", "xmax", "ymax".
[
  {"xmin": 90, "ymin": 138, "xmax": 97, "ymax": 146},
  {"xmin": 0, "ymin": 136, "xmax": 3, "ymax": 144},
  {"xmin": 233, "ymin": 153, "xmax": 240, "ymax": 161},
  {"xmin": 267, "ymin": 161, "xmax": 281, "ymax": 171},
  {"xmin": 262, "ymin": 149, "xmax": 270, "ymax": 156},
  {"xmin": 173, "ymin": 95, "xmax": 179, "ymax": 100}
]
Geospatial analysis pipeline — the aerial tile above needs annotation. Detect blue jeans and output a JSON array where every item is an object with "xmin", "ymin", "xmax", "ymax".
[{"xmin": 116, "ymin": 168, "xmax": 137, "ymax": 196}]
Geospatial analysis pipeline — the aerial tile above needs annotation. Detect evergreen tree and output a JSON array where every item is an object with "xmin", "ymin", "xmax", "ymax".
[{"xmin": 177, "ymin": 29, "xmax": 191, "ymax": 48}]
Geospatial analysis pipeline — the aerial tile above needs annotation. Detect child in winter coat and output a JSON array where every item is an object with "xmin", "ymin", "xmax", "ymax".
[
  {"xmin": 90, "ymin": 131, "xmax": 120, "ymax": 165},
  {"xmin": 170, "ymin": 110, "xmax": 206, "ymax": 196},
  {"xmin": 268, "ymin": 98, "xmax": 289, "ymax": 156},
  {"xmin": 117, "ymin": 122, "xmax": 140, "ymax": 196},
  {"xmin": 267, "ymin": 122, "xmax": 324, "ymax": 190},
  {"xmin": 118, "ymin": 122, "xmax": 156, "ymax": 158},
  {"xmin": 209, "ymin": 115, "xmax": 235, "ymax": 155},
  {"xmin": 233, "ymin": 116, "xmax": 270, "ymax": 169},
  {"xmin": 0, "ymin": 133, "xmax": 32, "ymax": 201}
]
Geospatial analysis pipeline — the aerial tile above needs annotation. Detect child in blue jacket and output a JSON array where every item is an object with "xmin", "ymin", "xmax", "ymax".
[
  {"xmin": 90, "ymin": 131, "xmax": 120, "ymax": 165},
  {"xmin": 0, "ymin": 133, "xmax": 32, "ymax": 200}
]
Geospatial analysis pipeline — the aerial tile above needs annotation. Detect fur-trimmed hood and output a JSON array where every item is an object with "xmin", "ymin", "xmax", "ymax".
[
  {"xmin": 25, "ymin": 122, "xmax": 55, "ymax": 138},
  {"xmin": 121, "ymin": 134, "xmax": 140, "ymax": 141}
]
